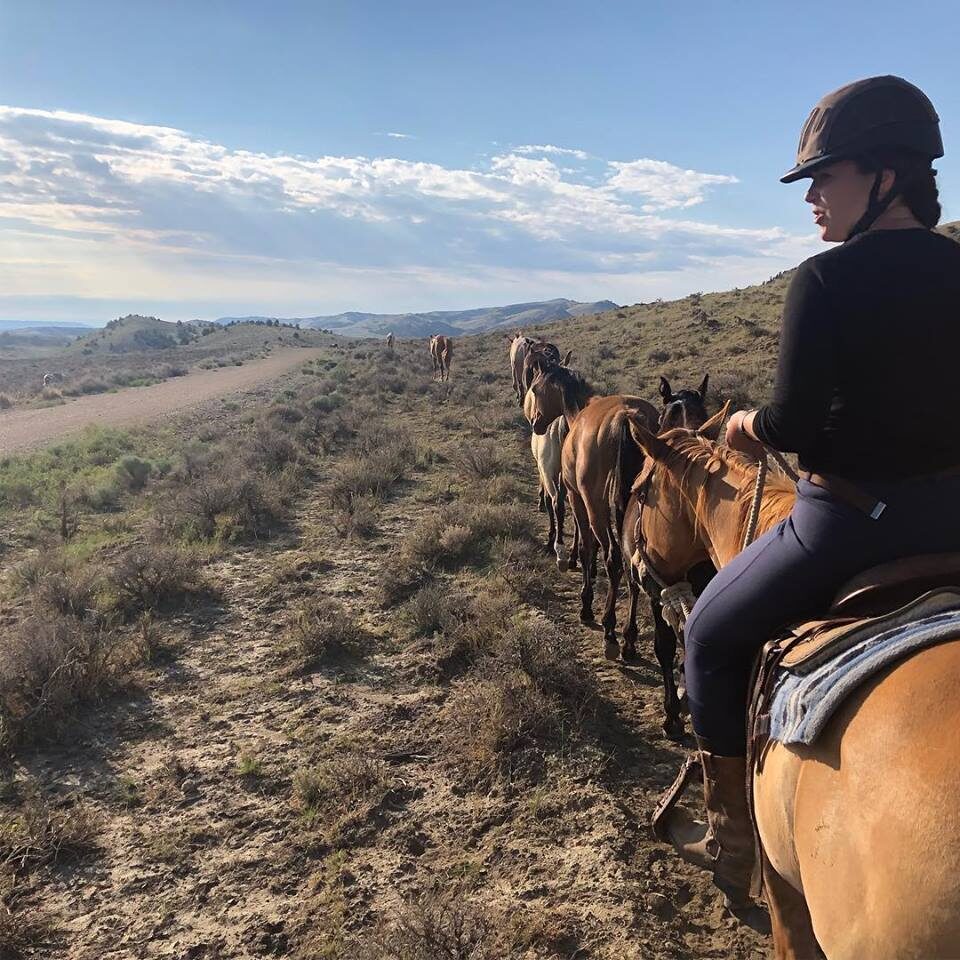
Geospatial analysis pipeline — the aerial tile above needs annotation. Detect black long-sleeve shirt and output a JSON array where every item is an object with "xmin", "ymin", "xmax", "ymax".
[{"xmin": 753, "ymin": 228, "xmax": 960, "ymax": 481}]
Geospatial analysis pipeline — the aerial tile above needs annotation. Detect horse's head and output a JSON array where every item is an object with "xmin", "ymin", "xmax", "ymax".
[
  {"xmin": 628, "ymin": 402, "xmax": 728, "ymax": 581},
  {"xmin": 525, "ymin": 366, "xmax": 566, "ymax": 434},
  {"xmin": 658, "ymin": 374, "xmax": 710, "ymax": 432}
]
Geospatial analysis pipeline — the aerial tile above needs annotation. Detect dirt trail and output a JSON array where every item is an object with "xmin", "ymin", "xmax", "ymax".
[{"xmin": 0, "ymin": 348, "xmax": 323, "ymax": 455}]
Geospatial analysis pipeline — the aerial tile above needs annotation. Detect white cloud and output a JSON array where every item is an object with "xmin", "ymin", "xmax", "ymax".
[
  {"xmin": 513, "ymin": 143, "xmax": 591, "ymax": 160},
  {"xmin": 385, "ymin": 131, "xmax": 414, "ymax": 139},
  {"xmin": 0, "ymin": 105, "xmax": 814, "ymax": 319},
  {"xmin": 606, "ymin": 158, "xmax": 739, "ymax": 210}
]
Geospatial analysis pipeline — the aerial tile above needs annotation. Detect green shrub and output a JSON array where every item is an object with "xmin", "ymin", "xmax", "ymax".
[{"xmin": 114, "ymin": 455, "xmax": 153, "ymax": 492}]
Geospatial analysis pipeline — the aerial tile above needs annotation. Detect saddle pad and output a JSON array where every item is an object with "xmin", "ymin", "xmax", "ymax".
[{"xmin": 768, "ymin": 606, "xmax": 960, "ymax": 745}]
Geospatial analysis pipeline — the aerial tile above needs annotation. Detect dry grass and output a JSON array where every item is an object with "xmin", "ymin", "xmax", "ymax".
[
  {"xmin": 109, "ymin": 544, "xmax": 203, "ymax": 617},
  {"xmin": 0, "ymin": 789, "xmax": 100, "ymax": 873},
  {"xmin": 289, "ymin": 596, "xmax": 372, "ymax": 666},
  {"xmin": 0, "ymin": 613, "xmax": 138, "ymax": 747},
  {"xmin": 360, "ymin": 883, "xmax": 494, "ymax": 959},
  {"xmin": 293, "ymin": 754, "xmax": 396, "ymax": 847}
]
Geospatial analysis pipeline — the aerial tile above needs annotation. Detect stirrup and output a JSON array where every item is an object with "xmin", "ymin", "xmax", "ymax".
[{"xmin": 651, "ymin": 753, "xmax": 702, "ymax": 842}]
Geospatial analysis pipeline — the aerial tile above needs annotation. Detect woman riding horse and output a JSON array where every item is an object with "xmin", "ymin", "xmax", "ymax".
[{"xmin": 656, "ymin": 75, "xmax": 960, "ymax": 914}]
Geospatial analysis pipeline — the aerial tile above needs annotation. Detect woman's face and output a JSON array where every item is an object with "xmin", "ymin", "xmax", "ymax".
[{"xmin": 804, "ymin": 159, "xmax": 886, "ymax": 242}]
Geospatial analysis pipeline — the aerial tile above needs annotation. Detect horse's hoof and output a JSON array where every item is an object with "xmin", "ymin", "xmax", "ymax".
[
  {"xmin": 662, "ymin": 717, "xmax": 685, "ymax": 741},
  {"xmin": 579, "ymin": 611, "xmax": 595, "ymax": 625},
  {"xmin": 603, "ymin": 640, "xmax": 620, "ymax": 661},
  {"xmin": 620, "ymin": 641, "xmax": 638, "ymax": 662},
  {"xmin": 557, "ymin": 558, "xmax": 569, "ymax": 573}
]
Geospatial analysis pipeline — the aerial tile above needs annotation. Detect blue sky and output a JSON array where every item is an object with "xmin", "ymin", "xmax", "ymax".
[{"xmin": 1, "ymin": 0, "xmax": 957, "ymax": 323}]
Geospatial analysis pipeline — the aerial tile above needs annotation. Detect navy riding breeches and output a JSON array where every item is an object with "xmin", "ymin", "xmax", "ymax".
[{"xmin": 685, "ymin": 476, "xmax": 960, "ymax": 756}]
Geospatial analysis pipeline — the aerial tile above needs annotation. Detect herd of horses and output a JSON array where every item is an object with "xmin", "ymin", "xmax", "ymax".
[{"xmin": 494, "ymin": 330, "xmax": 960, "ymax": 959}]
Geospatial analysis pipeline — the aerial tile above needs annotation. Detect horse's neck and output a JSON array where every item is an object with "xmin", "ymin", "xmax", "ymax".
[
  {"xmin": 699, "ymin": 464, "xmax": 792, "ymax": 568},
  {"xmin": 561, "ymin": 392, "xmax": 592, "ymax": 431}
]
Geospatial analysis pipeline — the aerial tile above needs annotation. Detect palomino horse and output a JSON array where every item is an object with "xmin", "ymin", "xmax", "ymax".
[
  {"xmin": 627, "ymin": 412, "xmax": 960, "ymax": 959},
  {"xmin": 620, "ymin": 375, "xmax": 714, "ymax": 738},
  {"xmin": 524, "ymin": 388, "xmax": 572, "ymax": 569},
  {"xmin": 429, "ymin": 335, "xmax": 453, "ymax": 382},
  {"xmin": 526, "ymin": 365, "xmax": 658, "ymax": 657}
]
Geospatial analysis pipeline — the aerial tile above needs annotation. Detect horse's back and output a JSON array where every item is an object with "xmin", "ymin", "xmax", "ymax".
[{"xmin": 759, "ymin": 638, "xmax": 960, "ymax": 959}]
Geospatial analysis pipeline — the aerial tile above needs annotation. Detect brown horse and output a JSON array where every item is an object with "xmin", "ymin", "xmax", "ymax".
[
  {"xmin": 523, "ymin": 345, "xmax": 571, "ymax": 396},
  {"xmin": 527, "ymin": 365, "xmax": 658, "ymax": 657},
  {"xmin": 627, "ymin": 415, "xmax": 960, "ymax": 959},
  {"xmin": 429, "ymin": 335, "xmax": 453, "ymax": 382},
  {"xmin": 620, "ymin": 375, "xmax": 714, "ymax": 738}
]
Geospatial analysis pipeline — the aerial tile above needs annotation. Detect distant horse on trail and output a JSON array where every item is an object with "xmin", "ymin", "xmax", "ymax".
[
  {"xmin": 507, "ymin": 333, "xmax": 563, "ymax": 406},
  {"xmin": 429, "ymin": 335, "xmax": 453, "ymax": 382},
  {"xmin": 386, "ymin": 332, "xmax": 395, "ymax": 350},
  {"xmin": 42, "ymin": 372, "xmax": 64, "ymax": 388},
  {"xmin": 526, "ymin": 365, "xmax": 658, "ymax": 657}
]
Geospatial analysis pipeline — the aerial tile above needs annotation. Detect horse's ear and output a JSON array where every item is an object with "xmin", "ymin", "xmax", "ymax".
[
  {"xmin": 628, "ymin": 416, "xmax": 671, "ymax": 460},
  {"xmin": 659, "ymin": 376, "xmax": 672, "ymax": 402},
  {"xmin": 697, "ymin": 374, "xmax": 709, "ymax": 400},
  {"xmin": 561, "ymin": 349, "xmax": 573, "ymax": 366},
  {"xmin": 697, "ymin": 399, "xmax": 731, "ymax": 441}
]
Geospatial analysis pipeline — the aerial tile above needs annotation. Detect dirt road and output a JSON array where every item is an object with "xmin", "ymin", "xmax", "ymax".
[{"xmin": 0, "ymin": 348, "xmax": 323, "ymax": 455}]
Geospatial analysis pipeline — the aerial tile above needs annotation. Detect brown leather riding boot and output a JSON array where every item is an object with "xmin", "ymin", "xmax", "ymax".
[{"xmin": 655, "ymin": 739, "xmax": 755, "ymax": 910}]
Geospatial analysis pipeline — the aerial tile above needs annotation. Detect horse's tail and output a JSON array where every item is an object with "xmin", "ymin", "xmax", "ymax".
[{"xmin": 607, "ymin": 414, "xmax": 644, "ymax": 547}]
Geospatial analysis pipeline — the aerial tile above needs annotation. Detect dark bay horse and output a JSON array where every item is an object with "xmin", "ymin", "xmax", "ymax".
[
  {"xmin": 526, "ymin": 365, "xmax": 658, "ymax": 657},
  {"xmin": 627, "ymin": 416, "xmax": 960, "ymax": 959}
]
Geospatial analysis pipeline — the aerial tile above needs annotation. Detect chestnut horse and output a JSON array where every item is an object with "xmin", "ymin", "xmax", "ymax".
[
  {"xmin": 620, "ymin": 374, "xmax": 714, "ymax": 738},
  {"xmin": 527, "ymin": 365, "xmax": 658, "ymax": 657},
  {"xmin": 429, "ymin": 335, "xmax": 453, "ymax": 382},
  {"xmin": 627, "ymin": 413, "xmax": 960, "ymax": 959}
]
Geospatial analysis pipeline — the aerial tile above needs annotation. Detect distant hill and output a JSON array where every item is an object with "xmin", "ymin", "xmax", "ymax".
[
  {"xmin": 0, "ymin": 321, "xmax": 96, "ymax": 336},
  {"xmin": 70, "ymin": 315, "xmax": 198, "ymax": 354},
  {"xmin": 214, "ymin": 298, "xmax": 619, "ymax": 338}
]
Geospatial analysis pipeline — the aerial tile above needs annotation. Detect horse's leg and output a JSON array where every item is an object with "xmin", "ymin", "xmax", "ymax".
[
  {"xmin": 567, "ymin": 512, "xmax": 579, "ymax": 570},
  {"xmin": 544, "ymin": 495, "xmax": 557, "ymax": 556},
  {"xmin": 621, "ymin": 565, "xmax": 640, "ymax": 660},
  {"xmin": 762, "ymin": 859, "xmax": 823, "ymax": 960},
  {"xmin": 537, "ymin": 483, "xmax": 545, "ymax": 512},
  {"xmin": 600, "ymin": 531, "xmax": 622, "ymax": 658},
  {"xmin": 570, "ymin": 492, "xmax": 594, "ymax": 623},
  {"xmin": 553, "ymin": 483, "xmax": 567, "ymax": 572},
  {"xmin": 651, "ymin": 598, "xmax": 684, "ymax": 740}
]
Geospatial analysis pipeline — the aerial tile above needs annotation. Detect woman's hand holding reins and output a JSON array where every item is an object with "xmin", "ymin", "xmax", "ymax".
[{"xmin": 725, "ymin": 409, "xmax": 767, "ymax": 460}]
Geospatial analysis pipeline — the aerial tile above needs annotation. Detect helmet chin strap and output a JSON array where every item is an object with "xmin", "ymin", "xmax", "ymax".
[{"xmin": 845, "ymin": 168, "xmax": 910, "ymax": 240}]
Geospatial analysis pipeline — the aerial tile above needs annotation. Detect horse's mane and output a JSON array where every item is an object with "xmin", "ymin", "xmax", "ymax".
[
  {"xmin": 543, "ymin": 365, "xmax": 594, "ymax": 409},
  {"xmin": 656, "ymin": 431, "xmax": 795, "ymax": 542}
]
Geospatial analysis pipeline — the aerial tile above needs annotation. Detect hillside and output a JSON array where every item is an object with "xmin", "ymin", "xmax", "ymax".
[
  {"xmin": 71, "ymin": 314, "xmax": 199, "ymax": 354},
  {"xmin": 215, "ymin": 297, "xmax": 619, "ymax": 338}
]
